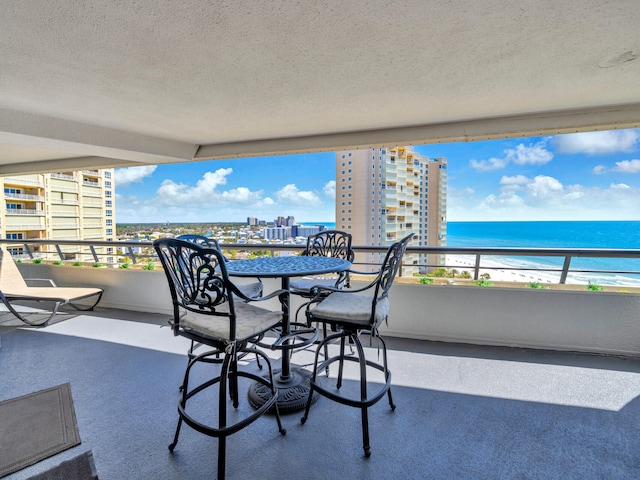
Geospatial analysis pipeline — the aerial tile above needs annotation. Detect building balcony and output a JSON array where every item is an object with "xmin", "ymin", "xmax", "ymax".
[
  {"xmin": 4, "ymin": 224, "xmax": 45, "ymax": 231},
  {"xmin": 50, "ymin": 173, "xmax": 77, "ymax": 181},
  {"xmin": 2, "ymin": 240, "xmax": 640, "ymax": 479},
  {"xmin": 5, "ymin": 208, "xmax": 45, "ymax": 216},
  {"xmin": 3, "ymin": 193, "xmax": 45, "ymax": 202},
  {"xmin": 3, "ymin": 177, "xmax": 45, "ymax": 187}
]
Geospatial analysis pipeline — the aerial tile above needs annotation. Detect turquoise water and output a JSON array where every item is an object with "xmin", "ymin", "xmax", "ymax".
[
  {"xmin": 449, "ymin": 221, "xmax": 640, "ymax": 286},
  {"xmin": 308, "ymin": 220, "xmax": 640, "ymax": 285}
]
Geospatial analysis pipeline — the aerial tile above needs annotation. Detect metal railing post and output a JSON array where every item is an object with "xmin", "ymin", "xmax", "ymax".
[{"xmin": 560, "ymin": 256, "xmax": 572, "ymax": 284}]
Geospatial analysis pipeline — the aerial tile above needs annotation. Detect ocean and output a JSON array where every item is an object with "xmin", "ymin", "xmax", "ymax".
[{"xmin": 307, "ymin": 220, "xmax": 640, "ymax": 285}]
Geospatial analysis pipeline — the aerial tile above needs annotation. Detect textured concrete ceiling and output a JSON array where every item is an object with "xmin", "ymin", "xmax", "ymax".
[{"xmin": 1, "ymin": 0, "xmax": 639, "ymax": 174}]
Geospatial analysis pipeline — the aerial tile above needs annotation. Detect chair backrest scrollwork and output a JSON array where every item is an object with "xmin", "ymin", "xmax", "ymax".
[
  {"xmin": 154, "ymin": 239, "xmax": 237, "ymax": 335},
  {"xmin": 374, "ymin": 233, "xmax": 414, "ymax": 301},
  {"xmin": 303, "ymin": 230, "xmax": 354, "ymax": 262}
]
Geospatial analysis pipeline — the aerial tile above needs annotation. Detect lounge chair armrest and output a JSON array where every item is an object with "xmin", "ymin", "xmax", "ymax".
[{"xmin": 24, "ymin": 278, "xmax": 58, "ymax": 287}]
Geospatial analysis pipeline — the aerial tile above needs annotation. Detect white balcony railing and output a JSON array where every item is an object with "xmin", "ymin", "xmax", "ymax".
[
  {"xmin": 8, "ymin": 238, "xmax": 640, "ymax": 357},
  {"xmin": 3, "ymin": 193, "xmax": 45, "ymax": 201},
  {"xmin": 5, "ymin": 208, "xmax": 45, "ymax": 215}
]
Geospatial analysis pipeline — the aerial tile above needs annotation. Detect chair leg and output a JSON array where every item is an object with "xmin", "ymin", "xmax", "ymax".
[
  {"xmin": 322, "ymin": 322, "xmax": 331, "ymax": 376},
  {"xmin": 352, "ymin": 334, "xmax": 372, "ymax": 457},
  {"xmin": 336, "ymin": 335, "xmax": 347, "ymax": 389},
  {"xmin": 379, "ymin": 336, "xmax": 396, "ymax": 411},
  {"xmin": 217, "ymin": 354, "xmax": 232, "ymax": 480},
  {"xmin": 168, "ymin": 418, "xmax": 183, "ymax": 452},
  {"xmin": 301, "ymin": 333, "xmax": 327, "ymax": 425},
  {"xmin": 170, "ymin": 350, "xmax": 199, "ymax": 452}
]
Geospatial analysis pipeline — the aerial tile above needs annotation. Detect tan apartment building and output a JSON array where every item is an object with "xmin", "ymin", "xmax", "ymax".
[
  {"xmin": 1, "ymin": 169, "xmax": 116, "ymax": 263},
  {"xmin": 336, "ymin": 146, "xmax": 447, "ymax": 274}
]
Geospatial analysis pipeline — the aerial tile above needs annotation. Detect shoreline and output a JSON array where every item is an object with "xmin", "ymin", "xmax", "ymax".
[
  {"xmin": 444, "ymin": 255, "xmax": 640, "ymax": 287},
  {"xmin": 446, "ymin": 255, "xmax": 560, "ymax": 284}
]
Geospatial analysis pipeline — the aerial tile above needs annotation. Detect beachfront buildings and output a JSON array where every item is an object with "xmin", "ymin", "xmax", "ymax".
[
  {"xmin": 336, "ymin": 146, "xmax": 447, "ymax": 273},
  {"xmin": 1, "ymin": 169, "xmax": 116, "ymax": 262}
]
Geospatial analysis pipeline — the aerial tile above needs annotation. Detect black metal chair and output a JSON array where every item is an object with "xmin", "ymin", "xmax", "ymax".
[
  {"xmin": 300, "ymin": 233, "xmax": 414, "ymax": 457},
  {"xmin": 176, "ymin": 234, "xmax": 265, "ymax": 370},
  {"xmin": 154, "ymin": 238, "xmax": 286, "ymax": 480},
  {"xmin": 176, "ymin": 234, "xmax": 263, "ymax": 299},
  {"xmin": 289, "ymin": 230, "xmax": 354, "ymax": 368},
  {"xmin": 290, "ymin": 230, "xmax": 354, "ymax": 297}
]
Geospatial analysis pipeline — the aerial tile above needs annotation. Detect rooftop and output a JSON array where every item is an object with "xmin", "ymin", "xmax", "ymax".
[{"xmin": 2, "ymin": 307, "xmax": 639, "ymax": 479}]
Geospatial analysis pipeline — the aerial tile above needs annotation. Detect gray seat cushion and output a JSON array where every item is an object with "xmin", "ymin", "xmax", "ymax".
[
  {"xmin": 290, "ymin": 276, "xmax": 340, "ymax": 293},
  {"xmin": 235, "ymin": 281, "xmax": 263, "ymax": 300},
  {"xmin": 309, "ymin": 292, "xmax": 389, "ymax": 327},
  {"xmin": 180, "ymin": 302, "xmax": 282, "ymax": 343}
]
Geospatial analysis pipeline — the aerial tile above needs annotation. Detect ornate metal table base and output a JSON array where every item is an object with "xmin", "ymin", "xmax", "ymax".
[{"xmin": 248, "ymin": 367, "xmax": 319, "ymax": 414}]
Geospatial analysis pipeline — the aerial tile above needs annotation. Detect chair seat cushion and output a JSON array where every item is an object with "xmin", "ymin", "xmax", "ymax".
[
  {"xmin": 180, "ymin": 302, "xmax": 282, "ymax": 343},
  {"xmin": 290, "ymin": 277, "xmax": 339, "ymax": 293},
  {"xmin": 308, "ymin": 292, "xmax": 389, "ymax": 327},
  {"xmin": 235, "ymin": 281, "xmax": 263, "ymax": 299}
]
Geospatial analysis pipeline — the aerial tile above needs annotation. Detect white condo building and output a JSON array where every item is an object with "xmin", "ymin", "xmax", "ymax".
[
  {"xmin": 1, "ymin": 169, "xmax": 116, "ymax": 263},
  {"xmin": 336, "ymin": 146, "xmax": 447, "ymax": 273}
]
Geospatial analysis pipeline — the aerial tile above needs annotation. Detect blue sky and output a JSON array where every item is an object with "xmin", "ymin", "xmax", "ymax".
[{"xmin": 115, "ymin": 128, "xmax": 640, "ymax": 223}]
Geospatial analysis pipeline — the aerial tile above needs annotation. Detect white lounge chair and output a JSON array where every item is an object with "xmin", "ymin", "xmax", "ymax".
[{"xmin": 0, "ymin": 248, "xmax": 103, "ymax": 326}]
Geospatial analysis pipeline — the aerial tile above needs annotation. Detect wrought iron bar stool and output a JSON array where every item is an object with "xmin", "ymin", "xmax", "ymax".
[
  {"xmin": 300, "ymin": 233, "xmax": 413, "ymax": 457},
  {"xmin": 154, "ymin": 238, "xmax": 286, "ymax": 480}
]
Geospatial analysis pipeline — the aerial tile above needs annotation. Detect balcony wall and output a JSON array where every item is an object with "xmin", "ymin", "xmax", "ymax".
[{"xmin": 16, "ymin": 263, "xmax": 640, "ymax": 357}]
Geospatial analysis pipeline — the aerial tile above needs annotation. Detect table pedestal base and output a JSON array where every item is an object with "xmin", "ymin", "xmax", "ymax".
[{"xmin": 248, "ymin": 367, "xmax": 319, "ymax": 414}]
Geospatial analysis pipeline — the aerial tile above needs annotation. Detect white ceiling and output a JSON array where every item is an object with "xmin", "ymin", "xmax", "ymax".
[{"xmin": 1, "ymin": 0, "xmax": 639, "ymax": 175}]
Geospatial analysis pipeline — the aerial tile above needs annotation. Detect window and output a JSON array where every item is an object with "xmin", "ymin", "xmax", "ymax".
[
  {"xmin": 106, "ymin": 200, "xmax": 112, "ymax": 207},
  {"xmin": 105, "ymin": 181, "xmax": 112, "ymax": 188},
  {"xmin": 106, "ymin": 209, "xmax": 112, "ymax": 217},
  {"xmin": 6, "ymin": 203, "xmax": 23, "ymax": 210},
  {"xmin": 106, "ymin": 219, "xmax": 113, "ymax": 226},
  {"xmin": 6, "ymin": 233, "xmax": 24, "ymax": 240},
  {"xmin": 106, "ymin": 228, "xmax": 113, "ymax": 235},
  {"xmin": 105, "ymin": 191, "xmax": 112, "ymax": 198}
]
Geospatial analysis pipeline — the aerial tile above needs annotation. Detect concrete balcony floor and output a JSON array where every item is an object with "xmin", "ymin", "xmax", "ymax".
[{"xmin": 1, "ymin": 306, "xmax": 640, "ymax": 479}]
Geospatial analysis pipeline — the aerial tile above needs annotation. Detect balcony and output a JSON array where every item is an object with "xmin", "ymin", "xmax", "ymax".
[
  {"xmin": 3, "ymin": 193, "xmax": 45, "ymax": 202},
  {"xmin": 2, "ymin": 239, "xmax": 640, "ymax": 479},
  {"xmin": 5, "ymin": 208, "xmax": 44, "ymax": 216}
]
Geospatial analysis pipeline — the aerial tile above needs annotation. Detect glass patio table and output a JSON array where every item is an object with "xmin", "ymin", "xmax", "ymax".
[{"xmin": 226, "ymin": 255, "xmax": 351, "ymax": 413}]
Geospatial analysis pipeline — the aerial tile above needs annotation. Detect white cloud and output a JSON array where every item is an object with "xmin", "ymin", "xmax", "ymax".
[
  {"xmin": 526, "ymin": 175, "xmax": 563, "ymax": 198},
  {"xmin": 505, "ymin": 140, "xmax": 553, "ymax": 165},
  {"xmin": 470, "ymin": 139, "xmax": 553, "ymax": 171},
  {"xmin": 593, "ymin": 165, "xmax": 606, "ymax": 175},
  {"xmin": 275, "ymin": 184, "xmax": 322, "ymax": 206},
  {"xmin": 553, "ymin": 129, "xmax": 640, "ymax": 155},
  {"xmin": 114, "ymin": 165, "xmax": 157, "ymax": 186},
  {"xmin": 450, "ymin": 174, "xmax": 640, "ymax": 221},
  {"xmin": 499, "ymin": 175, "xmax": 529, "ymax": 191},
  {"xmin": 469, "ymin": 157, "xmax": 509, "ymax": 171},
  {"xmin": 612, "ymin": 159, "xmax": 640, "ymax": 173},
  {"xmin": 323, "ymin": 180, "xmax": 336, "ymax": 198}
]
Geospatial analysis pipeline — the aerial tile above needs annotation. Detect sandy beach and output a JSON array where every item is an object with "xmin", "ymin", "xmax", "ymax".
[{"xmin": 445, "ymin": 255, "xmax": 562, "ymax": 284}]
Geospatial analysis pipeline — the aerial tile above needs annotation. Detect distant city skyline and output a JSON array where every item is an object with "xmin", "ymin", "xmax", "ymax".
[{"xmin": 114, "ymin": 128, "xmax": 640, "ymax": 223}]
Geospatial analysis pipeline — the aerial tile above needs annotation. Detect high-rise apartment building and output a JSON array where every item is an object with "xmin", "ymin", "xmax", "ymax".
[
  {"xmin": 1, "ymin": 169, "xmax": 116, "ymax": 262},
  {"xmin": 336, "ymin": 146, "xmax": 447, "ymax": 273}
]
